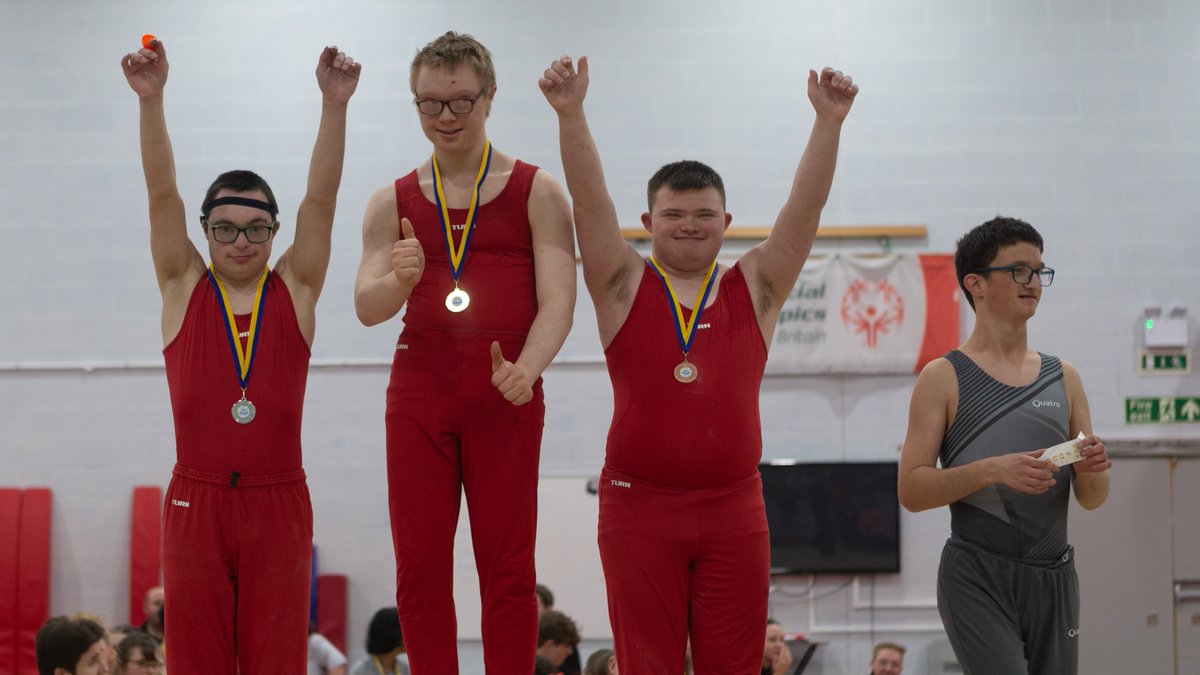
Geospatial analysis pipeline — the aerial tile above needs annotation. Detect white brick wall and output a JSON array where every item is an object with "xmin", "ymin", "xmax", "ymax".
[{"xmin": 2, "ymin": 1, "xmax": 1198, "ymax": 672}]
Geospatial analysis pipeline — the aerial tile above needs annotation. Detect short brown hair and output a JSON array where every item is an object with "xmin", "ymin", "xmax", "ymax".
[
  {"xmin": 647, "ymin": 160, "xmax": 726, "ymax": 211},
  {"xmin": 534, "ymin": 583, "xmax": 555, "ymax": 609},
  {"xmin": 872, "ymin": 641, "xmax": 906, "ymax": 659},
  {"xmin": 538, "ymin": 609, "xmax": 580, "ymax": 647},
  {"xmin": 410, "ymin": 32, "xmax": 496, "ymax": 93}
]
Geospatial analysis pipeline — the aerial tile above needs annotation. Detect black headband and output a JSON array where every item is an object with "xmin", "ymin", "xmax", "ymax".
[{"xmin": 201, "ymin": 196, "xmax": 278, "ymax": 220}]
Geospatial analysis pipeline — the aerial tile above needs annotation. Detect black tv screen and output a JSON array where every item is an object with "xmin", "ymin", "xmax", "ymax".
[{"xmin": 760, "ymin": 461, "xmax": 900, "ymax": 574}]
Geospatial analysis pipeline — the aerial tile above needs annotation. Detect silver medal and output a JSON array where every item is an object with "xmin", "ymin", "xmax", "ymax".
[
  {"xmin": 445, "ymin": 288, "xmax": 471, "ymax": 313},
  {"xmin": 232, "ymin": 396, "xmax": 256, "ymax": 424}
]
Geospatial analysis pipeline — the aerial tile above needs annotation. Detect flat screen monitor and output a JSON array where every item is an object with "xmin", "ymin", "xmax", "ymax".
[{"xmin": 760, "ymin": 461, "xmax": 900, "ymax": 574}]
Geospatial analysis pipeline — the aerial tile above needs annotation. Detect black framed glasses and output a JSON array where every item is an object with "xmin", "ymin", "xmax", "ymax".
[
  {"xmin": 126, "ymin": 659, "xmax": 164, "ymax": 672},
  {"xmin": 414, "ymin": 87, "xmax": 488, "ymax": 116},
  {"xmin": 974, "ymin": 264, "xmax": 1055, "ymax": 287},
  {"xmin": 203, "ymin": 218, "xmax": 276, "ymax": 244}
]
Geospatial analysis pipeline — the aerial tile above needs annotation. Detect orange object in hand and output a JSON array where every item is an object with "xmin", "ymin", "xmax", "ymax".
[{"xmin": 142, "ymin": 34, "xmax": 157, "ymax": 48}]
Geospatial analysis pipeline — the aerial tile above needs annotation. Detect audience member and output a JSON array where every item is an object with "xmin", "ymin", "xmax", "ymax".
[
  {"xmin": 35, "ymin": 616, "xmax": 110, "ymax": 675},
  {"xmin": 535, "ymin": 584, "xmax": 581, "ymax": 673},
  {"xmin": 869, "ymin": 642, "xmax": 905, "ymax": 675},
  {"xmin": 348, "ymin": 607, "xmax": 409, "ymax": 675},
  {"xmin": 114, "ymin": 632, "xmax": 164, "ymax": 674},
  {"xmin": 308, "ymin": 622, "xmax": 347, "ymax": 675},
  {"xmin": 138, "ymin": 587, "xmax": 164, "ymax": 643},
  {"xmin": 105, "ymin": 625, "xmax": 136, "ymax": 672},
  {"xmin": 537, "ymin": 610, "xmax": 581, "ymax": 670},
  {"xmin": 65, "ymin": 613, "xmax": 115, "ymax": 672},
  {"xmin": 583, "ymin": 648, "xmax": 617, "ymax": 675},
  {"xmin": 761, "ymin": 619, "xmax": 793, "ymax": 675},
  {"xmin": 535, "ymin": 584, "xmax": 555, "ymax": 615},
  {"xmin": 107, "ymin": 625, "xmax": 136, "ymax": 649}
]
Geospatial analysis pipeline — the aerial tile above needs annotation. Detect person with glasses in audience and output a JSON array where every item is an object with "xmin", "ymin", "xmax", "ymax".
[
  {"xmin": 353, "ymin": 31, "xmax": 574, "ymax": 675},
  {"xmin": 121, "ymin": 38, "xmax": 360, "ymax": 673},
  {"xmin": 115, "ymin": 632, "xmax": 164, "ymax": 674},
  {"xmin": 898, "ymin": 216, "xmax": 1111, "ymax": 675}
]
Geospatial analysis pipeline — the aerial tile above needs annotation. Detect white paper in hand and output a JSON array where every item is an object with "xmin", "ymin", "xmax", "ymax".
[{"xmin": 1039, "ymin": 432, "xmax": 1086, "ymax": 467}]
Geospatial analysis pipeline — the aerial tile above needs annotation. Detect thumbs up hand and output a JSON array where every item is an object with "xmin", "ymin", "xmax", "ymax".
[
  {"xmin": 490, "ymin": 341, "xmax": 533, "ymax": 406},
  {"xmin": 391, "ymin": 218, "xmax": 424, "ymax": 290}
]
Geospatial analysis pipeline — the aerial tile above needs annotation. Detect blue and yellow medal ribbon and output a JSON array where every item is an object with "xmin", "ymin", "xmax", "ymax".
[
  {"xmin": 648, "ymin": 257, "xmax": 718, "ymax": 355},
  {"xmin": 208, "ymin": 264, "xmax": 269, "ymax": 389},
  {"xmin": 432, "ymin": 139, "xmax": 492, "ymax": 282}
]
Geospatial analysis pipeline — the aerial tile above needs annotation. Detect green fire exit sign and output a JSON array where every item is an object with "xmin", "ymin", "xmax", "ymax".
[{"xmin": 1125, "ymin": 397, "xmax": 1200, "ymax": 424}]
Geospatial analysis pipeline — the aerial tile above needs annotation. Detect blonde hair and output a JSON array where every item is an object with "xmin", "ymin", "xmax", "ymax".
[
  {"xmin": 410, "ymin": 31, "xmax": 496, "ymax": 93},
  {"xmin": 872, "ymin": 642, "xmax": 907, "ymax": 659}
]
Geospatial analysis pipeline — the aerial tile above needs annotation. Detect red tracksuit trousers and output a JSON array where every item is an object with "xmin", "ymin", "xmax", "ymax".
[
  {"xmin": 162, "ymin": 466, "xmax": 313, "ymax": 674},
  {"xmin": 598, "ymin": 468, "xmax": 770, "ymax": 675},
  {"xmin": 386, "ymin": 329, "xmax": 544, "ymax": 675}
]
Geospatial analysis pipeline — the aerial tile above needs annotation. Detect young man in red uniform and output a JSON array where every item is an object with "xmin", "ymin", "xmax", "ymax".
[
  {"xmin": 122, "ymin": 39, "xmax": 360, "ymax": 673},
  {"xmin": 354, "ymin": 33, "xmax": 574, "ymax": 674},
  {"xmin": 540, "ymin": 56, "xmax": 858, "ymax": 672}
]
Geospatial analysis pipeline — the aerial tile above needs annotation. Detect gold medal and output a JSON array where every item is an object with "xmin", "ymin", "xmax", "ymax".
[
  {"xmin": 674, "ymin": 360, "xmax": 698, "ymax": 383},
  {"xmin": 649, "ymin": 258, "xmax": 718, "ymax": 387}
]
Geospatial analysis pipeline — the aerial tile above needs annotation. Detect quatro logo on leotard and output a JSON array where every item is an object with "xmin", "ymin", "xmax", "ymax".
[{"xmin": 610, "ymin": 480, "xmax": 631, "ymax": 489}]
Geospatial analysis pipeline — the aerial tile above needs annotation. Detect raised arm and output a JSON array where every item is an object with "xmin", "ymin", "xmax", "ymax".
[
  {"xmin": 1063, "ymin": 361, "xmax": 1111, "ymax": 510},
  {"xmin": 897, "ymin": 358, "xmax": 1060, "ymax": 512},
  {"xmin": 275, "ymin": 46, "xmax": 360, "ymax": 306},
  {"xmin": 741, "ymin": 68, "xmax": 858, "ymax": 338},
  {"xmin": 121, "ymin": 39, "xmax": 204, "ymax": 296},
  {"xmin": 540, "ymin": 56, "xmax": 642, "ymax": 342},
  {"xmin": 489, "ymin": 171, "xmax": 576, "ymax": 406}
]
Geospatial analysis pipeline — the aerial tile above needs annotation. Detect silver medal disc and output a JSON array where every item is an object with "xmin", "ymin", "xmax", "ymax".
[
  {"xmin": 445, "ymin": 288, "xmax": 471, "ymax": 313},
  {"xmin": 232, "ymin": 398, "xmax": 256, "ymax": 424}
]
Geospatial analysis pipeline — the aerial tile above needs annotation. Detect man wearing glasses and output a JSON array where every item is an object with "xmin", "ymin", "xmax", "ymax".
[
  {"xmin": 353, "ymin": 32, "xmax": 574, "ymax": 674},
  {"xmin": 898, "ymin": 216, "xmax": 1111, "ymax": 674},
  {"xmin": 121, "ymin": 39, "xmax": 359, "ymax": 672}
]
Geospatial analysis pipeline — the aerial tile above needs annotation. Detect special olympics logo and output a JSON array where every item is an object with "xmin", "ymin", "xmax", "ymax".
[{"xmin": 840, "ymin": 278, "xmax": 905, "ymax": 348}]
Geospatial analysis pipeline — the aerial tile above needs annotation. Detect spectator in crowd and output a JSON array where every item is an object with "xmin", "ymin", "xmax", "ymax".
[
  {"xmin": 869, "ymin": 642, "xmax": 904, "ymax": 675},
  {"xmin": 537, "ymin": 610, "xmax": 581, "ymax": 670},
  {"xmin": 584, "ymin": 648, "xmax": 617, "ymax": 675},
  {"xmin": 115, "ymin": 632, "xmax": 164, "ymax": 674},
  {"xmin": 138, "ymin": 587, "xmax": 165, "ymax": 643},
  {"xmin": 348, "ymin": 607, "xmax": 409, "ymax": 675},
  {"xmin": 761, "ymin": 619, "xmax": 793, "ymax": 675},
  {"xmin": 535, "ymin": 584, "xmax": 581, "ymax": 673},
  {"xmin": 308, "ymin": 622, "xmax": 347, "ymax": 675},
  {"xmin": 35, "ymin": 616, "xmax": 110, "ymax": 675}
]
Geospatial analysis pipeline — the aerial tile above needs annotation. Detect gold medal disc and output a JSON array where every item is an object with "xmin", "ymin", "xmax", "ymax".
[{"xmin": 674, "ymin": 361, "xmax": 698, "ymax": 383}]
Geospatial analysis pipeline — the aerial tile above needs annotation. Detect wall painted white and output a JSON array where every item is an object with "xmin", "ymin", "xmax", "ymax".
[{"xmin": 2, "ymin": 1, "xmax": 1199, "ymax": 673}]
